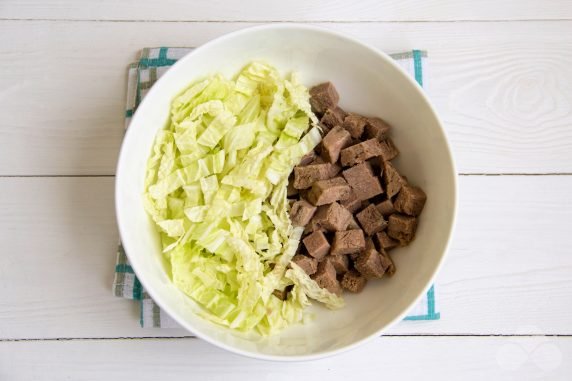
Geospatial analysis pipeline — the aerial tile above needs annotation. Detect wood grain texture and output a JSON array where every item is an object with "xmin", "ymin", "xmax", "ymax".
[
  {"xmin": 1, "ymin": 0, "xmax": 571, "ymax": 21},
  {"xmin": 1, "ymin": 337, "xmax": 571, "ymax": 380},
  {"xmin": 1, "ymin": 176, "xmax": 571, "ymax": 340},
  {"xmin": 1, "ymin": 21, "xmax": 572, "ymax": 175},
  {"xmin": 1, "ymin": 1, "xmax": 571, "ymax": 376}
]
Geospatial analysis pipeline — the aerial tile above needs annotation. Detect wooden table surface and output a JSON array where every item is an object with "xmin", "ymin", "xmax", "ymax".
[{"xmin": 1, "ymin": 1, "xmax": 571, "ymax": 379}]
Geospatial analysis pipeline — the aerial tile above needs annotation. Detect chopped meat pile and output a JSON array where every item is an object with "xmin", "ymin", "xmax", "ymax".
[{"xmin": 285, "ymin": 81, "xmax": 427, "ymax": 297}]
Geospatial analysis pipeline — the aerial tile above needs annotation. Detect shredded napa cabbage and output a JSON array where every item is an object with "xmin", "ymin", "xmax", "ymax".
[{"xmin": 144, "ymin": 62, "xmax": 343, "ymax": 335}]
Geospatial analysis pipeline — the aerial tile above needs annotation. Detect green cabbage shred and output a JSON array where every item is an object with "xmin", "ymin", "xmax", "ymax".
[{"xmin": 144, "ymin": 62, "xmax": 344, "ymax": 335}]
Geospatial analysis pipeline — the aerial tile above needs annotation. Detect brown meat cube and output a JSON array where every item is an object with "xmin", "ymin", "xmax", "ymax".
[
  {"xmin": 340, "ymin": 189, "xmax": 362, "ymax": 213},
  {"xmin": 321, "ymin": 126, "xmax": 352, "ymax": 163},
  {"xmin": 364, "ymin": 117, "xmax": 390, "ymax": 141},
  {"xmin": 376, "ymin": 199, "xmax": 396, "ymax": 216},
  {"xmin": 272, "ymin": 284, "xmax": 295, "ymax": 300},
  {"xmin": 317, "ymin": 123, "xmax": 331, "ymax": 137},
  {"xmin": 272, "ymin": 289, "xmax": 288, "ymax": 300},
  {"xmin": 307, "ymin": 206, "xmax": 328, "ymax": 234},
  {"xmin": 387, "ymin": 214, "xmax": 418, "ymax": 245},
  {"xmin": 380, "ymin": 249, "xmax": 396, "ymax": 276},
  {"xmin": 342, "ymin": 114, "xmax": 367, "ymax": 139},
  {"xmin": 394, "ymin": 184, "xmax": 427, "ymax": 216},
  {"xmin": 298, "ymin": 150, "xmax": 317, "ymax": 166},
  {"xmin": 382, "ymin": 161, "xmax": 405, "ymax": 198},
  {"xmin": 343, "ymin": 160, "xmax": 371, "ymax": 174},
  {"xmin": 329, "ymin": 254, "xmax": 350, "ymax": 274},
  {"xmin": 310, "ymin": 155, "xmax": 326, "ymax": 165},
  {"xmin": 311, "ymin": 258, "xmax": 342, "ymax": 295},
  {"xmin": 305, "ymin": 204, "xmax": 328, "ymax": 234},
  {"xmin": 327, "ymin": 162, "xmax": 344, "ymax": 178},
  {"xmin": 341, "ymin": 270, "xmax": 367, "ymax": 293},
  {"xmin": 309, "ymin": 82, "xmax": 339, "ymax": 115},
  {"xmin": 289, "ymin": 199, "xmax": 317, "ymax": 227},
  {"xmin": 342, "ymin": 163, "xmax": 384, "ymax": 201},
  {"xmin": 320, "ymin": 107, "xmax": 347, "ymax": 130},
  {"xmin": 364, "ymin": 237, "xmax": 376, "ymax": 251},
  {"xmin": 303, "ymin": 231, "xmax": 330, "ymax": 259},
  {"xmin": 347, "ymin": 215, "xmax": 360, "ymax": 230},
  {"xmin": 311, "ymin": 202, "xmax": 352, "ymax": 232},
  {"xmin": 354, "ymin": 248, "xmax": 385, "ymax": 279},
  {"xmin": 303, "ymin": 218, "xmax": 323, "ymax": 236},
  {"xmin": 298, "ymin": 188, "xmax": 310, "ymax": 202},
  {"xmin": 340, "ymin": 139, "xmax": 384, "ymax": 167},
  {"xmin": 307, "ymin": 177, "xmax": 352, "ymax": 206},
  {"xmin": 291, "ymin": 254, "xmax": 318, "ymax": 275},
  {"xmin": 378, "ymin": 138, "xmax": 399, "ymax": 161},
  {"xmin": 287, "ymin": 178, "xmax": 298, "ymax": 197},
  {"xmin": 356, "ymin": 204, "xmax": 387, "ymax": 236},
  {"xmin": 323, "ymin": 202, "xmax": 352, "ymax": 231},
  {"xmin": 331, "ymin": 229, "xmax": 366, "ymax": 255},
  {"xmin": 293, "ymin": 163, "xmax": 341, "ymax": 190},
  {"xmin": 374, "ymin": 231, "xmax": 399, "ymax": 251}
]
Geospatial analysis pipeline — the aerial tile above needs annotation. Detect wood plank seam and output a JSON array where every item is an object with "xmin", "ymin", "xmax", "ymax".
[{"xmin": 2, "ymin": 20, "xmax": 572, "ymax": 174}]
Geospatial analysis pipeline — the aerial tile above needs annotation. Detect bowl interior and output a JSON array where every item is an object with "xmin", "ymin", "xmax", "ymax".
[{"xmin": 116, "ymin": 25, "xmax": 456, "ymax": 360}]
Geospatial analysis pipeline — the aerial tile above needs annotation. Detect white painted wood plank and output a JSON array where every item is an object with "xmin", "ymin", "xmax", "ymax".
[
  {"xmin": 1, "ymin": 0, "xmax": 571, "ymax": 21},
  {"xmin": 1, "ymin": 337, "xmax": 570, "ymax": 380},
  {"xmin": 1, "ymin": 21, "xmax": 572, "ymax": 175},
  {"xmin": 0, "ymin": 176, "xmax": 571, "ymax": 340},
  {"xmin": 390, "ymin": 174, "xmax": 572, "ymax": 335},
  {"xmin": 0, "ymin": 177, "xmax": 189, "ymax": 339}
]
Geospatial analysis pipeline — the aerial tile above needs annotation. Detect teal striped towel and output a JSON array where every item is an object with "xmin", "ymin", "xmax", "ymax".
[{"xmin": 114, "ymin": 47, "xmax": 440, "ymax": 328}]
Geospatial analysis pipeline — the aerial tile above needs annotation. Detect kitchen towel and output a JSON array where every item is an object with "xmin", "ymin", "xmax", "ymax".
[{"xmin": 113, "ymin": 47, "xmax": 440, "ymax": 328}]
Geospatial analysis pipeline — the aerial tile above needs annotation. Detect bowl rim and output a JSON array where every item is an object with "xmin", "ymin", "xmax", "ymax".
[{"xmin": 115, "ymin": 23, "xmax": 458, "ymax": 362}]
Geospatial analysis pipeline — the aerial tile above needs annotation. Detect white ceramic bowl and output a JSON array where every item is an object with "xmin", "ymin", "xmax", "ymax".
[{"xmin": 116, "ymin": 24, "xmax": 457, "ymax": 361}]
